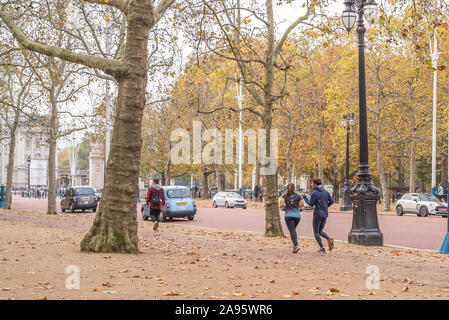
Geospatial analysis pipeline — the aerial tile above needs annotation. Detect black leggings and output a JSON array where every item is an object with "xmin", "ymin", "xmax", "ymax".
[
  {"xmin": 150, "ymin": 208, "xmax": 161, "ymax": 222},
  {"xmin": 313, "ymin": 214, "xmax": 330, "ymax": 248},
  {"xmin": 285, "ymin": 217, "xmax": 301, "ymax": 246}
]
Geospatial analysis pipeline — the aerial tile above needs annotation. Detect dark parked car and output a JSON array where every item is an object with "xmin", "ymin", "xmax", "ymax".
[{"xmin": 61, "ymin": 186, "xmax": 98, "ymax": 213}]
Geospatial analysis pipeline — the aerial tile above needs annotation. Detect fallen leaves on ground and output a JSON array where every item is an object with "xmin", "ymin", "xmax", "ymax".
[{"xmin": 232, "ymin": 292, "xmax": 246, "ymax": 296}]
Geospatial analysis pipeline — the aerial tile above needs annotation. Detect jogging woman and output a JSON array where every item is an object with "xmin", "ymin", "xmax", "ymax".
[{"xmin": 280, "ymin": 183, "xmax": 305, "ymax": 253}]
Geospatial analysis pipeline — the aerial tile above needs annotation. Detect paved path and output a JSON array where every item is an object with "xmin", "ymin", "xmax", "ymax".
[{"xmin": 10, "ymin": 196, "xmax": 448, "ymax": 251}]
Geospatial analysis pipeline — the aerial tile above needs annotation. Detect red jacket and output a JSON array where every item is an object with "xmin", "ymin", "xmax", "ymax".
[{"xmin": 146, "ymin": 185, "xmax": 165, "ymax": 210}]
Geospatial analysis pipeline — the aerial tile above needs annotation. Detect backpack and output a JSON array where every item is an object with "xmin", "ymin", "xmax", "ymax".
[{"xmin": 150, "ymin": 188, "xmax": 161, "ymax": 205}]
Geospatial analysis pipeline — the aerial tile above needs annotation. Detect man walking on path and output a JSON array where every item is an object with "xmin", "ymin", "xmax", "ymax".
[
  {"xmin": 304, "ymin": 178, "xmax": 335, "ymax": 254},
  {"xmin": 146, "ymin": 179, "xmax": 165, "ymax": 231}
]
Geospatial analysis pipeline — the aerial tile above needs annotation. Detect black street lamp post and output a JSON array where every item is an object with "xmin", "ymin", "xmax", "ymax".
[
  {"xmin": 342, "ymin": 0, "xmax": 383, "ymax": 246},
  {"xmin": 333, "ymin": 165, "xmax": 339, "ymax": 202},
  {"xmin": 340, "ymin": 113, "xmax": 355, "ymax": 211},
  {"xmin": 26, "ymin": 155, "xmax": 31, "ymax": 198}
]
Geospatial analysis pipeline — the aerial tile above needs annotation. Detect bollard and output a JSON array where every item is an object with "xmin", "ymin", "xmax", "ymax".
[{"xmin": 0, "ymin": 185, "xmax": 5, "ymax": 208}]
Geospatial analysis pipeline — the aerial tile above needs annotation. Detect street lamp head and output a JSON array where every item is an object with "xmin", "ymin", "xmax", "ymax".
[
  {"xmin": 363, "ymin": 0, "xmax": 379, "ymax": 26},
  {"xmin": 348, "ymin": 112, "xmax": 355, "ymax": 126},
  {"xmin": 342, "ymin": 113, "xmax": 355, "ymax": 128},
  {"xmin": 342, "ymin": 0, "xmax": 357, "ymax": 32}
]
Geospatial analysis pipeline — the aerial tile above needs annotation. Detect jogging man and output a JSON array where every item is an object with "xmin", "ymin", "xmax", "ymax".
[
  {"xmin": 304, "ymin": 178, "xmax": 335, "ymax": 253},
  {"xmin": 146, "ymin": 179, "xmax": 165, "ymax": 231}
]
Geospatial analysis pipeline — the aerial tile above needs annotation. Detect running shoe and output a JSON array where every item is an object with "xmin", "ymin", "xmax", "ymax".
[
  {"xmin": 293, "ymin": 245, "xmax": 300, "ymax": 253},
  {"xmin": 328, "ymin": 238, "xmax": 335, "ymax": 251},
  {"xmin": 317, "ymin": 247, "xmax": 325, "ymax": 254},
  {"xmin": 153, "ymin": 221, "xmax": 159, "ymax": 231}
]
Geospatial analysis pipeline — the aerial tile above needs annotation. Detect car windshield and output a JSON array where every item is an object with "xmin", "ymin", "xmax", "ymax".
[
  {"xmin": 75, "ymin": 188, "xmax": 94, "ymax": 196},
  {"xmin": 226, "ymin": 193, "xmax": 242, "ymax": 199},
  {"xmin": 167, "ymin": 189, "xmax": 191, "ymax": 198},
  {"xmin": 419, "ymin": 194, "xmax": 439, "ymax": 202}
]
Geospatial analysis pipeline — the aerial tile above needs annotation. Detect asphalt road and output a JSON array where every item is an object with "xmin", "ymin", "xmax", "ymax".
[{"xmin": 10, "ymin": 196, "xmax": 449, "ymax": 251}]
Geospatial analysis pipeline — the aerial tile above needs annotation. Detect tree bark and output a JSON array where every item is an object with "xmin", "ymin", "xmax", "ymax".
[
  {"xmin": 47, "ymin": 97, "xmax": 58, "ymax": 215},
  {"xmin": 201, "ymin": 171, "xmax": 210, "ymax": 199},
  {"xmin": 317, "ymin": 125, "xmax": 323, "ymax": 179},
  {"xmin": 261, "ymin": 0, "xmax": 283, "ymax": 237},
  {"xmin": 4, "ymin": 109, "xmax": 20, "ymax": 210},
  {"xmin": 377, "ymin": 142, "xmax": 390, "ymax": 211},
  {"xmin": 285, "ymin": 137, "xmax": 293, "ymax": 183},
  {"xmin": 409, "ymin": 140, "xmax": 416, "ymax": 192},
  {"xmin": 165, "ymin": 157, "xmax": 171, "ymax": 186},
  {"xmin": 81, "ymin": 0, "xmax": 155, "ymax": 253},
  {"xmin": 441, "ymin": 154, "xmax": 448, "ymax": 186}
]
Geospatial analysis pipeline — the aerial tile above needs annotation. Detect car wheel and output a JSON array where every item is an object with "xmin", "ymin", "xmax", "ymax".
[
  {"xmin": 143, "ymin": 215, "xmax": 148, "ymax": 221},
  {"xmin": 160, "ymin": 214, "xmax": 167, "ymax": 222},
  {"xmin": 188, "ymin": 215, "xmax": 194, "ymax": 221},
  {"xmin": 92, "ymin": 207, "xmax": 97, "ymax": 213},
  {"xmin": 70, "ymin": 204, "xmax": 75, "ymax": 213},
  {"xmin": 82, "ymin": 209, "xmax": 85, "ymax": 213},
  {"xmin": 419, "ymin": 206, "xmax": 429, "ymax": 217},
  {"xmin": 225, "ymin": 201, "xmax": 229, "ymax": 208},
  {"xmin": 396, "ymin": 205, "xmax": 403, "ymax": 216},
  {"xmin": 213, "ymin": 201, "xmax": 217, "ymax": 208},
  {"xmin": 243, "ymin": 206, "xmax": 247, "ymax": 209}
]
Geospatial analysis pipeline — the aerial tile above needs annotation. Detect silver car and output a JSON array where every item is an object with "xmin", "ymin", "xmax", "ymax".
[
  {"xmin": 395, "ymin": 193, "xmax": 448, "ymax": 217},
  {"xmin": 212, "ymin": 192, "xmax": 247, "ymax": 209}
]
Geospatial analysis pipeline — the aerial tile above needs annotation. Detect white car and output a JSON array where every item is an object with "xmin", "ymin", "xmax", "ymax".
[
  {"xmin": 212, "ymin": 192, "xmax": 247, "ymax": 209},
  {"xmin": 395, "ymin": 193, "xmax": 448, "ymax": 217}
]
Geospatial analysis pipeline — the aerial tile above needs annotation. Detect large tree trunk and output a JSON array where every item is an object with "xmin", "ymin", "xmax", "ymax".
[
  {"xmin": 317, "ymin": 125, "xmax": 323, "ymax": 179},
  {"xmin": 4, "ymin": 110, "xmax": 19, "ymax": 210},
  {"xmin": 47, "ymin": 98, "xmax": 58, "ymax": 215},
  {"xmin": 81, "ymin": 1, "xmax": 154, "ymax": 253},
  {"xmin": 263, "ymin": 0, "xmax": 283, "ymax": 237},
  {"xmin": 409, "ymin": 140, "xmax": 416, "ymax": 192}
]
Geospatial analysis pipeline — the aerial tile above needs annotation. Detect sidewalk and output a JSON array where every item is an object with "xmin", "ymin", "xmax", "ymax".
[{"xmin": 1, "ymin": 209, "xmax": 448, "ymax": 300}]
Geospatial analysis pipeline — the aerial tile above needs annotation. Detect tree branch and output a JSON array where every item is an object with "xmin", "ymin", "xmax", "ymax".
[
  {"xmin": 0, "ymin": 7, "xmax": 125, "ymax": 77},
  {"xmin": 83, "ymin": 0, "xmax": 128, "ymax": 14},
  {"xmin": 273, "ymin": 3, "xmax": 312, "ymax": 58},
  {"xmin": 154, "ymin": 0, "xmax": 177, "ymax": 25}
]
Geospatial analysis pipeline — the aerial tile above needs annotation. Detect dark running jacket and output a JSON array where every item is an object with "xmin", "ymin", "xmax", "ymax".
[{"xmin": 304, "ymin": 185, "xmax": 334, "ymax": 218}]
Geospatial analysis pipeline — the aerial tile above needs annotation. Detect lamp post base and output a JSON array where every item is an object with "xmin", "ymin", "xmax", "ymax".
[
  {"xmin": 340, "ymin": 180, "xmax": 353, "ymax": 211},
  {"xmin": 348, "ymin": 230, "xmax": 383, "ymax": 246},
  {"xmin": 348, "ymin": 165, "xmax": 383, "ymax": 247}
]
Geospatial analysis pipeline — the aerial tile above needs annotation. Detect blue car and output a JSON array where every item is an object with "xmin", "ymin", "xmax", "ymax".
[{"xmin": 141, "ymin": 186, "xmax": 197, "ymax": 221}]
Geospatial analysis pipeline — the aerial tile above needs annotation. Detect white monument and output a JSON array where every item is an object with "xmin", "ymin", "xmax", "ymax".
[{"xmin": 89, "ymin": 142, "xmax": 104, "ymax": 188}]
